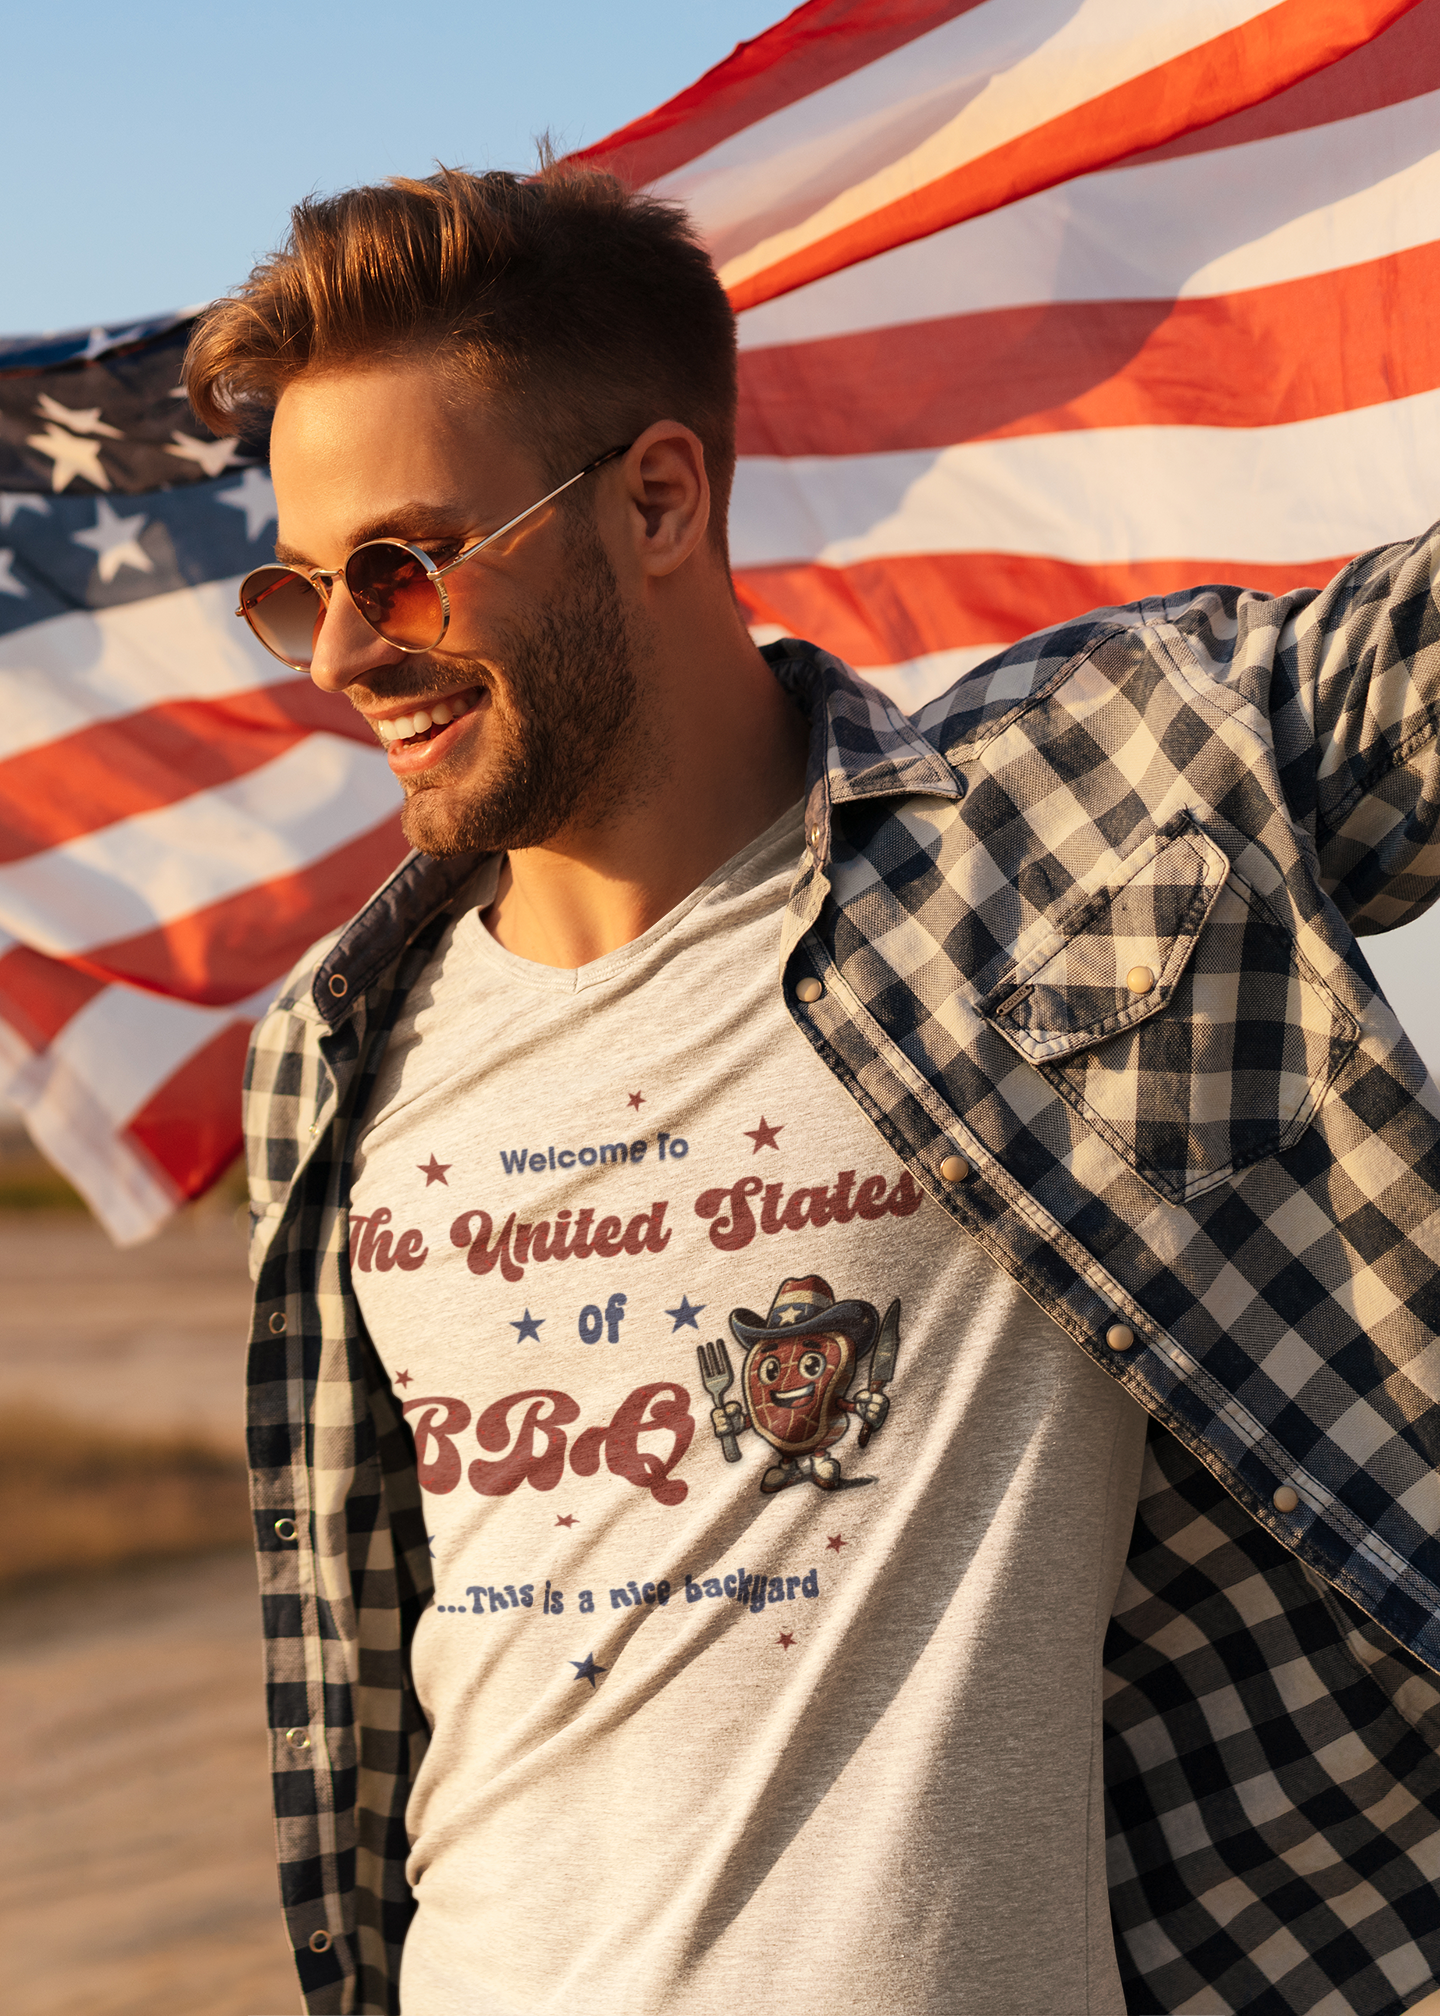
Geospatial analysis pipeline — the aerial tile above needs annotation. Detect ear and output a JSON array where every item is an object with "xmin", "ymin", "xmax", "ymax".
[{"xmin": 616, "ymin": 421, "xmax": 711, "ymax": 578}]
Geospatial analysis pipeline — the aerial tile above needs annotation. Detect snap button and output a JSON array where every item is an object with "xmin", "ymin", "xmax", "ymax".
[
  {"xmin": 268, "ymin": 1311, "xmax": 287, "ymax": 1334},
  {"xmin": 308, "ymin": 1929, "xmax": 333, "ymax": 1953},
  {"xmin": 939, "ymin": 1154, "xmax": 971, "ymax": 1183},
  {"xmin": 286, "ymin": 1726, "xmax": 312, "ymax": 1749},
  {"xmin": 1126, "ymin": 965, "xmax": 1156, "ymax": 995},
  {"xmin": 795, "ymin": 977, "xmax": 823, "ymax": 1004},
  {"xmin": 328, "ymin": 972, "xmax": 347, "ymax": 998},
  {"xmin": 808, "ymin": 826, "xmax": 821, "ymax": 851},
  {"xmin": 274, "ymin": 1517, "xmax": 298, "ymax": 1542},
  {"xmin": 1272, "ymin": 1485, "xmax": 1299, "ymax": 1515},
  {"xmin": 1105, "ymin": 1323, "xmax": 1136, "ymax": 1351}
]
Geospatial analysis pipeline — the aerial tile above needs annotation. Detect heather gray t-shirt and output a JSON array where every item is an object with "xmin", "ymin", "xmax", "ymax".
[{"xmin": 350, "ymin": 804, "xmax": 1148, "ymax": 2016}]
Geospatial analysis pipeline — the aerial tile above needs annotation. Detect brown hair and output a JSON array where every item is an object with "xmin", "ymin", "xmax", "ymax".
[{"xmin": 184, "ymin": 163, "xmax": 738, "ymax": 555}]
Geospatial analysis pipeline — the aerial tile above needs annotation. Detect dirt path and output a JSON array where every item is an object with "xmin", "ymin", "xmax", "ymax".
[{"xmin": 2, "ymin": 1550, "xmax": 298, "ymax": 2016}]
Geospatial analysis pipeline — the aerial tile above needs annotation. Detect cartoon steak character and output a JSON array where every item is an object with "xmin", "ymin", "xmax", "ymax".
[{"xmin": 696, "ymin": 1275, "xmax": 900, "ymax": 1494}]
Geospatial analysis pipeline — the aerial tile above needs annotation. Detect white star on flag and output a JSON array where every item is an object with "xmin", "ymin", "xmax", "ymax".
[
  {"xmin": 26, "ymin": 424, "xmax": 111, "ymax": 493},
  {"xmin": 0, "ymin": 550, "xmax": 26, "ymax": 597},
  {"xmin": 72, "ymin": 498, "xmax": 154, "ymax": 583},
  {"xmin": 0, "ymin": 495, "xmax": 51, "ymax": 529},
  {"xmin": 217, "ymin": 466, "xmax": 277, "ymax": 541},
  {"xmin": 167, "ymin": 432, "xmax": 244, "ymax": 478},
  {"xmin": 34, "ymin": 392, "xmax": 123, "ymax": 438},
  {"xmin": 80, "ymin": 324, "xmax": 150, "ymax": 362}
]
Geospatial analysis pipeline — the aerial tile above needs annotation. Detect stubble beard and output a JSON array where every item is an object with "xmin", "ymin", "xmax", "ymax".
[{"xmin": 384, "ymin": 525, "xmax": 657, "ymax": 859}]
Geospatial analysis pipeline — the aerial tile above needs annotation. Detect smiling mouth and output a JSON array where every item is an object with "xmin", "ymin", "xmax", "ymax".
[
  {"xmin": 373, "ymin": 686, "xmax": 482, "ymax": 747},
  {"xmin": 775, "ymin": 1382, "xmax": 816, "ymax": 1404}
]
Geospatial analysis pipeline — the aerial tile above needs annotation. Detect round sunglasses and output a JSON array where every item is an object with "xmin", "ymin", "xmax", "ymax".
[{"xmin": 235, "ymin": 443, "xmax": 632, "ymax": 671}]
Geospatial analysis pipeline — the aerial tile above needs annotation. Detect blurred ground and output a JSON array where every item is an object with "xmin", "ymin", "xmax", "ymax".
[
  {"xmin": 0, "ymin": 1174, "xmax": 297, "ymax": 2015},
  {"xmin": 3, "ymin": 1553, "xmax": 298, "ymax": 2016}
]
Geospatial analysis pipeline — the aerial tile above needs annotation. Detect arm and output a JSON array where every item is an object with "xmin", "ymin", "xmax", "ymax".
[{"xmin": 1191, "ymin": 527, "xmax": 1440, "ymax": 934}]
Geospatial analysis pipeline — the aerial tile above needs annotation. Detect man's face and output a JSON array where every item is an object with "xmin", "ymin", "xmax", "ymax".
[{"xmin": 268, "ymin": 362, "xmax": 656, "ymax": 856}]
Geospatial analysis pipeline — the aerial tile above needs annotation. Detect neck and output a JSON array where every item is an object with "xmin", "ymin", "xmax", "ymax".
[{"xmin": 483, "ymin": 582, "xmax": 809, "ymax": 968}]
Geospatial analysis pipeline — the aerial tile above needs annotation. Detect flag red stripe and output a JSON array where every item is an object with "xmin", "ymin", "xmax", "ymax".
[
  {"xmin": 724, "ymin": 0, "xmax": 1423, "ymax": 312},
  {"xmin": 1109, "ymin": 0, "xmax": 1440, "ymax": 168},
  {"xmin": 61, "ymin": 812, "xmax": 409, "ymax": 1006},
  {"xmin": 122, "ymin": 1018, "xmax": 250, "ymax": 1204},
  {"xmin": 0, "ymin": 944, "xmax": 106, "ymax": 1051},
  {"xmin": 573, "ymin": 0, "xmax": 985, "ymax": 188},
  {"xmin": 0, "ymin": 681, "xmax": 372, "ymax": 865},
  {"xmin": 736, "ymin": 242, "xmax": 1440, "ymax": 457},
  {"xmin": 735, "ymin": 550, "xmax": 1350, "ymax": 664}
]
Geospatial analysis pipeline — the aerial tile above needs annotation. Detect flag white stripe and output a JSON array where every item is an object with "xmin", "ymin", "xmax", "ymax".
[
  {"xmin": 40, "ymin": 985, "xmax": 251, "ymax": 1128},
  {"xmin": 736, "ymin": 90, "xmax": 1440, "ymax": 348},
  {"xmin": 0, "ymin": 736, "xmax": 400, "ymax": 952},
  {"xmin": 730, "ymin": 390, "xmax": 1440, "ymax": 570},
  {"xmin": 660, "ymin": 0, "xmax": 1282, "ymax": 284},
  {"xmin": 0, "ymin": 1024, "xmax": 179, "ymax": 1243},
  {"xmin": 0, "ymin": 574, "xmax": 290, "ymax": 764}
]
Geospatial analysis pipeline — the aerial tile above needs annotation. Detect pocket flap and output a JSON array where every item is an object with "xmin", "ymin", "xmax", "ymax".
[{"xmin": 984, "ymin": 816, "xmax": 1230, "ymax": 1064}]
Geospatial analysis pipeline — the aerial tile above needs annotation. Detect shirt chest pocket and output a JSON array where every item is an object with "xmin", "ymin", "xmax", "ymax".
[{"xmin": 980, "ymin": 815, "xmax": 1359, "ymax": 1203}]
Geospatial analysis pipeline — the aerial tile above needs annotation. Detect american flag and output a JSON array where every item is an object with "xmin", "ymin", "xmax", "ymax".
[{"xmin": 1, "ymin": 0, "xmax": 1433, "ymax": 1241}]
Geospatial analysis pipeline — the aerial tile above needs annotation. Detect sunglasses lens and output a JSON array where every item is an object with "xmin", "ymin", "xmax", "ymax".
[
  {"xmin": 239, "ymin": 567, "xmax": 324, "ymax": 669},
  {"xmin": 346, "ymin": 543, "xmax": 445, "ymax": 650}
]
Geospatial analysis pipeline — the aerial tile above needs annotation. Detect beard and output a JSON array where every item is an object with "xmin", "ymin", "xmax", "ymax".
[{"xmin": 370, "ymin": 521, "xmax": 657, "ymax": 858}]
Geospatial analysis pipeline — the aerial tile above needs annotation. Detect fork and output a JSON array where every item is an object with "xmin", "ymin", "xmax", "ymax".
[{"xmin": 697, "ymin": 1339, "xmax": 743, "ymax": 1462}]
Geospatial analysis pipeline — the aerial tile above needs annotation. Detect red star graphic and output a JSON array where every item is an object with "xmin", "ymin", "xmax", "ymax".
[
  {"xmin": 744, "ymin": 1116, "xmax": 784, "ymax": 1152},
  {"xmin": 627, "ymin": 1091, "xmax": 645, "ymax": 1111},
  {"xmin": 777, "ymin": 1630, "xmax": 796, "ymax": 1649},
  {"xmin": 555, "ymin": 1514, "xmax": 578, "ymax": 1528},
  {"xmin": 418, "ymin": 1155, "xmax": 450, "ymax": 1186},
  {"xmin": 825, "ymin": 1532, "xmax": 845, "ymax": 1552},
  {"xmin": 395, "ymin": 1370, "xmax": 412, "ymax": 1389}
]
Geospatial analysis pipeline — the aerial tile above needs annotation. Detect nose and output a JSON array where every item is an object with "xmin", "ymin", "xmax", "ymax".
[{"xmin": 308, "ymin": 576, "xmax": 405, "ymax": 693}]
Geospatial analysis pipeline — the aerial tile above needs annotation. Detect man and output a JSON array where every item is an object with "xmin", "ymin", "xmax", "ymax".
[{"xmin": 187, "ymin": 165, "xmax": 1440, "ymax": 2015}]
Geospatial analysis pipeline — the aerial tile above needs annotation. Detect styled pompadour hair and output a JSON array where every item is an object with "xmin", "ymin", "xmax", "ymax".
[{"xmin": 184, "ymin": 163, "xmax": 739, "ymax": 555}]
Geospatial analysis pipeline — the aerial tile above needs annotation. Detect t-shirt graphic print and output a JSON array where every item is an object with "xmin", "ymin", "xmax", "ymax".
[{"xmin": 349, "ymin": 804, "xmax": 1146, "ymax": 2016}]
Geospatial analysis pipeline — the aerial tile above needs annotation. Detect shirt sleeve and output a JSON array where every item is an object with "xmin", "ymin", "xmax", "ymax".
[{"xmin": 1258, "ymin": 524, "xmax": 1440, "ymax": 935}]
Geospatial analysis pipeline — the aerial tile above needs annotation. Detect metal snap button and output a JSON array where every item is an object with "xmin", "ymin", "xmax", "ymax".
[
  {"xmin": 268, "ymin": 1311, "xmax": 287, "ymax": 1334},
  {"xmin": 939, "ymin": 1154, "xmax": 971, "ymax": 1183},
  {"xmin": 328, "ymin": 972, "xmax": 348, "ymax": 998},
  {"xmin": 308, "ymin": 1929, "xmax": 332, "ymax": 1953},
  {"xmin": 274, "ymin": 1518, "xmax": 298, "ymax": 1542},
  {"xmin": 795, "ymin": 977, "xmax": 823, "ymax": 1004},
  {"xmin": 286, "ymin": 1727, "xmax": 312, "ymax": 1749},
  {"xmin": 808, "ymin": 826, "xmax": 821, "ymax": 851},
  {"xmin": 1126, "ymin": 965, "xmax": 1156, "ymax": 995},
  {"xmin": 1272, "ymin": 1485, "xmax": 1299, "ymax": 1514},
  {"xmin": 1105, "ymin": 1323, "xmax": 1136, "ymax": 1351}
]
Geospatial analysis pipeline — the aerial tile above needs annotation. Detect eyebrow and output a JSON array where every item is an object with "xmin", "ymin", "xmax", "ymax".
[{"xmin": 272, "ymin": 502, "xmax": 477, "ymax": 568}]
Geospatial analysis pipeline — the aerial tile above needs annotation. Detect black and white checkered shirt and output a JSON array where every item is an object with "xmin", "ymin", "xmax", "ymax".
[{"xmin": 245, "ymin": 526, "xmax": 1440, "ymax": 2014}]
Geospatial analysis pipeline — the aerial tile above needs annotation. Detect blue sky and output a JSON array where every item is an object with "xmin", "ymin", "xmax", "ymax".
[{"xmin": 0, "ymin": 0, "xmax": 783, "ymax": 336}]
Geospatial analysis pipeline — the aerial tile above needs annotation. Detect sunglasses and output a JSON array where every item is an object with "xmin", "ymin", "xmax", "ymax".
[{"xmin": 235, "ymin": 443, "xmax": 632, "ymax": 671}]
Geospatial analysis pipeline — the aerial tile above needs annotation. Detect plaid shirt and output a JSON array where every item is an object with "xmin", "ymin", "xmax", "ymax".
[{"xmin": 245, "ymin": 524, "xmax": 1440, "ymax": 2015}]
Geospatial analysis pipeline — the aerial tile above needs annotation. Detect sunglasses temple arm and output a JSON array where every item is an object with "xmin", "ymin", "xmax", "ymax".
[{"xmin": 433, "ymin": 447, "xmax": 629, "ymax": 580}]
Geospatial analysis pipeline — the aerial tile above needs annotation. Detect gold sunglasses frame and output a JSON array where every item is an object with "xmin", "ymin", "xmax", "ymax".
[{"xmin": 235, "ymin": 442, "xmax": 633, "ymax": 670}]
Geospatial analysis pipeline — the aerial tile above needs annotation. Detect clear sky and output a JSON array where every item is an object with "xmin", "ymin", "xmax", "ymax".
[{"xmin": 0, "ymin": 0, "xmax": 783, "ymax": 336}]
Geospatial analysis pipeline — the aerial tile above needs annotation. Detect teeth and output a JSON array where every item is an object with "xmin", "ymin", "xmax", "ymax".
[{"xmin": 376, "ymin": 689, "xmax": 477, "ymax": 747}]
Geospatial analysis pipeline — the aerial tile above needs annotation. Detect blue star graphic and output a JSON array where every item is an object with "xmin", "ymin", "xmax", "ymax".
[
  {"xmin": 666, "ymin": 1294, "xmax": 706, "ymax": 1332},
  {"xmin": 510, "ymin": 1309, "xmax": 545, "ymax": 1342},
  {"xmin": 570, "ymin": 1652, "xmax": 607, "ymax": 1689}
]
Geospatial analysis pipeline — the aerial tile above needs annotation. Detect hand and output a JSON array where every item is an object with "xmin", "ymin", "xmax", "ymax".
[
  {"xmin": 712, "ymin": 1401, "xmax": 746, "ymax": 1437},
  {"xmin": 853, "ymin": 1389, "xmax": 889, "ymax": 1432}
]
